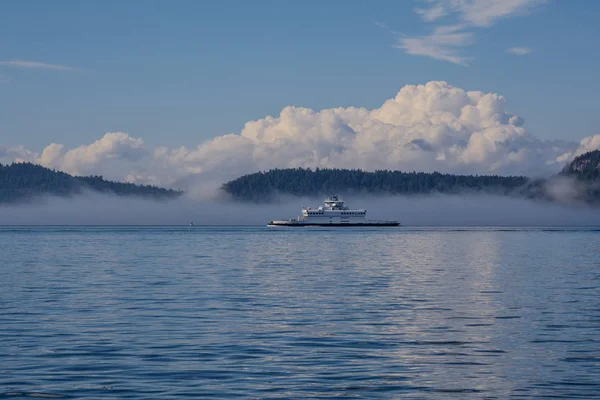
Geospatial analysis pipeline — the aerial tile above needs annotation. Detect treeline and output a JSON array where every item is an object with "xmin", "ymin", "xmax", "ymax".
[
  {"xmin": 0, "ymin": 162, "xmax": 182, "ymax": 204},
  {"xmin": 3, "ymin": 150, "xmax": 599, "ymax": 206},
  {"xmin": 554, "ymin": 150, "xmax": 600, "ymax": 203},
  {"xmin": 560, "ymin": 150, "xmax": 600, "ymax": 181},
  {"xmin": 221, "ymin": 167, "xmax": 531, "ymax": 202},
  {"xmin": 221, "ymin": 150, "xmax": 600, "ymax": 204}
]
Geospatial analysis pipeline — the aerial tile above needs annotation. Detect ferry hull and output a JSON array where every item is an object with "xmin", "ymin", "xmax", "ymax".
[{"xmin": 268, "ymin": 221, "xmax": 400, "ymax": 227}]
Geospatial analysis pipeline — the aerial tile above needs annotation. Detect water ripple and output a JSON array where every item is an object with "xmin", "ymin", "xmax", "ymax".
[{"xmin": 0, "ymin": 226, "xmax": 599, "ymax": 398}]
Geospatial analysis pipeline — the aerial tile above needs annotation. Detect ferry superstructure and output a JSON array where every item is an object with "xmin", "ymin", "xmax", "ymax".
[{"xmin": 267, "ymin": 195, "xmax": 400, "ymax": 227}]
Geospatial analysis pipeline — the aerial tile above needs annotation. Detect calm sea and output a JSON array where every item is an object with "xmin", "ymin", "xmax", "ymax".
[{"xmin": 1, "ymin": 226, "xmax": 599, "ymax": 399}]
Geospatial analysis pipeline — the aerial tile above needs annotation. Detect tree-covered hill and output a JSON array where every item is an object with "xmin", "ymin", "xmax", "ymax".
[
  {"xmin": 221, "ymin": 167, "xmax": 530, "ymax": 202},
  {"xmin": 560, "ymin": 150, "xmax": 600, "ymax": 181},
  {"xmin": 221, "ymin": 150, "xmax": 600, "ymax": 205},
  {"xmin": 0, "ymin": 162, "xmax": 182, "ymax": 204},
  {"xmin": 4, "ymin": 150, "xmax": 600, "ymax": 206},
  {"xmin": 550, "ymin": 149, "xmax": 600, "ymax": 204}
]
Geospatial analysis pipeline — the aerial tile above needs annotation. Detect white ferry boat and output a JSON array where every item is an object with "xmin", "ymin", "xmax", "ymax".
[{"xmin": 267, "ymin": 195, "xmax": 400, "ymax": 227}]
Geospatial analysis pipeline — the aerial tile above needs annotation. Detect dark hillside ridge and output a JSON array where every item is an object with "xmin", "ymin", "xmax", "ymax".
[
  {"xmin": 552, "ymin": 149, "xmax": 600, "ymax": 203},
  {"xmin": 0, "ymin": 162, "xmax": 182, "ymax": 204},
  {"xmin": 222, "ymin": 150, "xmax": 600, "ymax": 205},
  {"xmin": 560, "ymin": 150, "xmax": 600, "ymax": 181},
  {"xmin": 222, "ymin": 167, "xmax": 530, "ymax": 202},
  {"xmin": 3, "ymin": 150, "xmax": 599, "ymax": 206}
]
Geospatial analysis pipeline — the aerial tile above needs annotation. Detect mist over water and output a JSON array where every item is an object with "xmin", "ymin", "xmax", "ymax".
[{"xmin": 1, "ymin": 191, "xmax": 600, "ymax": 226}]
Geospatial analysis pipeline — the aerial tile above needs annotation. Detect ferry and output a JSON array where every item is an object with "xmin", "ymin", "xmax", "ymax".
[{"xmin": 267, "ymin": 195, "xmax": 400, "ymax": 227}]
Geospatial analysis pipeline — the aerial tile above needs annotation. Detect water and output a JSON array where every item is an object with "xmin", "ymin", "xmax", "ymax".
[{"xmin": 1, "ymin": 226, "xmax": 599, "ymax": 399}]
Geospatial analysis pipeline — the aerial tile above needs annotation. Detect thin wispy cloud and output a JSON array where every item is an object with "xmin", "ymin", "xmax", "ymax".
[
  {"xmin": 415, "ymin": 3, "xmax": 448, "ymax": 22},
  {"xmin": 506, "ymin": 46, "xmax": 533, "ymax": 55},
  {"xmin": 0, "ymin": 74, "xmax": 9, "ymax": 84},
  {"xmin": 389, "ymin": 0, "xmax": 547, "ymax": 65},
  {"xmin": 0, "ymin": 60, "xmax": 81, "ymax": 72},
  {"xmin": 372, "ymin": 20, "xmax": 401, "ymax": 35},
  {"xmin": 396, "ymin": 25, "xmax": 475, "ymax": 66},
  {"xmin": 456, "ymin": 0, "xmax": 547, "ymax": 27}
]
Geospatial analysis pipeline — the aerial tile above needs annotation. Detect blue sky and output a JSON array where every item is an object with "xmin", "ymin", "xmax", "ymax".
[
  {"xmin": 1, "ymin": 0, "xmax": 599, "ymax": 149},
  {"xmin": 1, "ymin": 1, "xmax": 599, "ymax": 185}
]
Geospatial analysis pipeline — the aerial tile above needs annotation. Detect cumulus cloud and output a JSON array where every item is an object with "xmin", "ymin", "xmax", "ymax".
[
  {"xmin": 0, "ymin": 145, "xmax": 37, "ymax": 164},
  {"xmin": 392, "ymin": 0, "xmax": 546, "ymax": 64},
  {"xmin": 2, "ymin": 81, "xmax": 599, "ymax": 191},
  {"xmin": 44, "ymin": 132, "xmax": 146, "ymax": 176},
  {"xmin": 555, "ymin": 135, "xmax": 600, "ymax": 164},
  {"xmin": 506, "ymin": 47, "xmax": 532, "ymax": 55},
  {"xmin": 1, "ymin": 132, "xmax": 147, "ymax": 177},
  {"xmin": 0, "ymin": 60, "xmax": 81, "ymax": 72}
]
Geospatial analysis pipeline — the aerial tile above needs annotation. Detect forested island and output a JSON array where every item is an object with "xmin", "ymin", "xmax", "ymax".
[
  {"xmin": 2, "ymin": 150, "xmax": 599, "ymax": 206},
  {"xmin": 222, "ymin": 150, "xmax": 600, "ymax": 205},
  {"xmin": 0, "ymin": 162, "xmax": 182, "ymax": 204},
  {"xmin": 222, "ymin": 168, "xmax": 530, "ymax": 201}
]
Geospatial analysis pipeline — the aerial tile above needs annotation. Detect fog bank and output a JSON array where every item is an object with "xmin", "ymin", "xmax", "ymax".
[{"xmin": 1, "ymin": 191, "xmax": 599, "ymax": 226}]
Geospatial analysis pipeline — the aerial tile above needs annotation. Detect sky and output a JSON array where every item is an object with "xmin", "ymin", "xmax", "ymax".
[{"xmin": 1, "ymin": 0, "xmax": 600, "ymax": 189}]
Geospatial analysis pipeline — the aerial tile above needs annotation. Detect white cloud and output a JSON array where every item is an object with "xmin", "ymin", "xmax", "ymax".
[
  {"xmin": 396, "ymin": 25, "xmax": 475, "ymax": 65},
  {"xmin": 2, "ymin": 81, "xmax": 598, "ymax": 189},
  {"xmin": 0, "ymin": 145, "xmax": 37, "ymax": 164},
  {"xmin": 451, "ymin": 0, "xmax": 547, "ymax": 27},
  {"xmin": 0, "ymin": 60, "xmax": 81, "ymax": 72},
  {"xmin": 413, "ymin": 0, "xmax": 546, "ymax": 27},
  {"xmin": 556, "ymin": 135, "xmax": 600, "ymax": 164},
  {"xmin": 415, "ymin": 3, "xmax": 448, "ymax": 22},
  {"xmin": 393, "ymin": 0, "xmax": 546, "ymax": 64},
  {"xmin": 506, "ymin": 47, "xmax": 533, "ymax": 55},
  {"xmin": 35, "ymin": 132, "xmax": 147, "ymax": 176}
]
